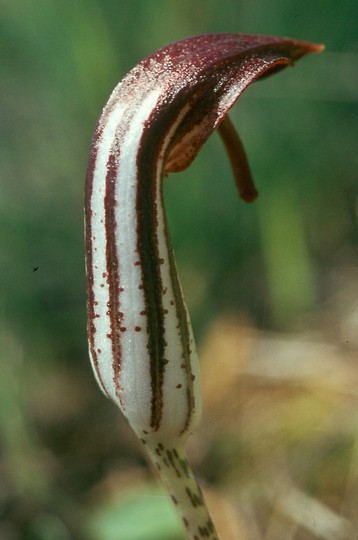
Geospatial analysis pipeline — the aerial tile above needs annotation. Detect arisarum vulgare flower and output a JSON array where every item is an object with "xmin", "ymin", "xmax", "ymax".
[{"xmin": 85, "ymin": 33, "xmax": 323, "ymax": 539}]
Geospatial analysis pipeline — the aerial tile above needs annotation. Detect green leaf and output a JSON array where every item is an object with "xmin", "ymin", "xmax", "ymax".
[{"xmin": 87, "ymin": 485, "xmax": 183, "ymax": 540}]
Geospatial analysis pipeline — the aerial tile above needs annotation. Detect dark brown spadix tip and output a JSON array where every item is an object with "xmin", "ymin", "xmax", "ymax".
[{"xmin": 218, "ymin": 116, "xmax": 258, "ymax": 203}]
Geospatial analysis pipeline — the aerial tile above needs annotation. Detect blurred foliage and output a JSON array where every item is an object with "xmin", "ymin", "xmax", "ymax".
[{"xmin": 1, "ymin": 1, "xmax": 357, "ymax": 539}]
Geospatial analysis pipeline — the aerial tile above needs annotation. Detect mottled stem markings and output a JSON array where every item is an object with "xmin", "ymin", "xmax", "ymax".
[
  {"xmin": 145, "ymin": 439, "xmax": 218, "ymax": 539},
  {"xmin": 85, "ymin": 33, "xmax": 323, "ymax": 539}
]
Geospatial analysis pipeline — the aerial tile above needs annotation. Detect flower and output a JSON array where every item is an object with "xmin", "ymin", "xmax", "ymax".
[{"xmin": 85, "ymin": 33, "xmax": 323, "ymax": 539}]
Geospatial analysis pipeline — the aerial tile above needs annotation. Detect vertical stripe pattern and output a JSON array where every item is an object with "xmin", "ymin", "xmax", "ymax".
[{"xmin": 85, "ymin": 34, "xmax": 323, "ymax": 441}]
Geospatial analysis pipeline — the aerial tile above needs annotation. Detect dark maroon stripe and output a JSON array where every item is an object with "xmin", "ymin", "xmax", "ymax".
[
  {"xmin": 85, "ymin": 126, "xmax": 109, "ymax": 396},
  {"xmin": 136, "ymin": 100, "xmax": 197, "ymax": 432},
  {"xmin": 104, "ymin": 150, "xmax": 124, "ymax": 405},
  {"xmin": 136, "ymin": 156, "xmax": 166, "ymax": 431}
]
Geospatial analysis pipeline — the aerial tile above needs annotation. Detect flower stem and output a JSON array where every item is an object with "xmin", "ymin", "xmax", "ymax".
[{"xmin": 143, "ymin": 439, "xmax": 220, "ymax": 539}]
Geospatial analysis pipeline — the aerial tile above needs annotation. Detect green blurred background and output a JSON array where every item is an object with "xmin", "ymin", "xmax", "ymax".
[{"xmin": 1, "ymin": 1, "xmax": 357, "ymax": 539}]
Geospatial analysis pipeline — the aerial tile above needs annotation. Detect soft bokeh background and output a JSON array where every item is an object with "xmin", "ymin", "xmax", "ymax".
[{"xmin": 1, "ymin": 1, "xmax": 357, "ymax": 539}]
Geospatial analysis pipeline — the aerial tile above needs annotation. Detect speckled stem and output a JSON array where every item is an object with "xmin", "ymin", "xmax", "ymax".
[{"xmin": 144, "ymin": 439, "xmax": 219, "ymax": 539}]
